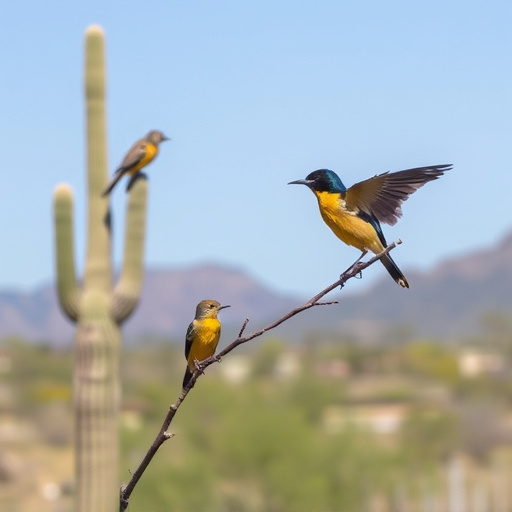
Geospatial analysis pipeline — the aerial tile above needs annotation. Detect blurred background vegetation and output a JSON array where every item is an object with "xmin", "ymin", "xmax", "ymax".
[{"xmin": 1, "ymin": 316, "xmax": 512, "ymax": 511}]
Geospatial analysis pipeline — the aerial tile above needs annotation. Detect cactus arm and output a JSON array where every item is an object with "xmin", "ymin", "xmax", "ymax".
[
  {"xmin": 53, "ymin": 183, "xmax": 81, "ymax": 321},
  {"xmin": 110, "ymin": 178, "xmax": 148, "ymax": 323}
]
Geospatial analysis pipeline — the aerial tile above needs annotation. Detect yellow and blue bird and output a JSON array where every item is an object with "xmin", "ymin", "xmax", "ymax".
[
  {"xmin": 288, "ymin": 164, "xmax": 452, "ymax": 288},
  {"xmin": 102, "ymin": 130, "xmax": 169, "ymax": 197},
  {"xmin": 183, "ymin": 300, "xmax": 230, "ymax": 388}
]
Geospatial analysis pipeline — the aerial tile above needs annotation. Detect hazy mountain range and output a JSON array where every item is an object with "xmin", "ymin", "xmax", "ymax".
[{"xmin": 1, "ymin": 231, "xmax": 511, "ymax": 346}]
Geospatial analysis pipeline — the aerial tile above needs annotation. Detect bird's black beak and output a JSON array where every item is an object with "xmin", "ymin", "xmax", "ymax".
[
  {"xmin": 288, "ymin": 179, "xmax": 312, "ymax": 186},
  {"xmin": 218, "ymin": 304, "xmax": 231, "ymax": 311},
  {"xmin": 161, "ymin": 134, "xmax": 170, "ymax": 142}
]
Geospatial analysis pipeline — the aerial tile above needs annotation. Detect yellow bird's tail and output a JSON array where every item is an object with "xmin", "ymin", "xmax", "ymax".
[
  {"xmin": 182, "ymin": 367, "xmax": 193, "ymax": 388},
  {"xmin": 380, "ymin": 253, "xmax": 409, "ymax": 288}
]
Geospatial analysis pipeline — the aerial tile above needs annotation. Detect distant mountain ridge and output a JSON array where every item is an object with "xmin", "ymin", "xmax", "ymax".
[
  {"xmin": 0, "ymin": 264, "xmax": 299, "ymax": 345},
  {"xmin": 1, "ymin": 232, "xmax": 511, "ymax": 345}
]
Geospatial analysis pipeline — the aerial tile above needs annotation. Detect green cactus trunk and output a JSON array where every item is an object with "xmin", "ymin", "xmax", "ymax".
[{"xmin": 53, "ymin": 25, "xmax": 148, "ymax": 512}]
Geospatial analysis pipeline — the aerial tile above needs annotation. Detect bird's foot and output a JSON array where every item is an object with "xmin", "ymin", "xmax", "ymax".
[
  {"xmin": 126, "ymin": 171, "xmax": 148, "ymax": 192},
  {"xmin": 346, "ymin": 260, "xmax": 365, "ymax": 276},
  {"xmin": 339, "ymin": 261, "xmax": 365, "ymax": 288},
  {"xmin": 355, "ymin": 261, "xmax": 366, "ymax": 276},
  {"xmin": 193, "ymin": 359, "xmax": 205, "ymax": 375},
  {"xmin": 343, "ymin": 251, "xmax": 368, "ymax": 277}
]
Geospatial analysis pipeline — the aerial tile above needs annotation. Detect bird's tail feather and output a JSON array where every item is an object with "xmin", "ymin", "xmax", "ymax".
[
  {"xmin": 182, "ymin": 368, "xmax": 194, "ymax": 388},
  {"xmin": 102, "ymin": 172, "xmax": 123, "ymax": 197},
  {"xmin": 380, "ymin": 253, "xmax": 409, "ymax": 288}
]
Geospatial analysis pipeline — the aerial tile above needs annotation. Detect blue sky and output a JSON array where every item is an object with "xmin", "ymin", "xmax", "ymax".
[{"xmin": 1, "ymin": 1, "xmax": 511, "ymax": 297}]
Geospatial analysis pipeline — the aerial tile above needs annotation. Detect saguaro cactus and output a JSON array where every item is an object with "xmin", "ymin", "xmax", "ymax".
[{"xmin": 53, "ymin": 25, "xmax": 148, "ymax": 512}]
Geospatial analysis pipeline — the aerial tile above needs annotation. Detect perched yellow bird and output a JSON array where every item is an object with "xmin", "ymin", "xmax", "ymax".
[
  {"xmin": 183, "ymin": 300, "xmax": 230, "ymax": 388},
  {"xmin": 102, "ymin": 130, "xmax": 169, "ymax": 196},
  {"xmin": 289, "ymin": 164, "xmax": 452, "ymax": 288}
]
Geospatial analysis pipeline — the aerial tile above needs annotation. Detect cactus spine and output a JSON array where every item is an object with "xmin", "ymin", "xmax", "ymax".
[{"xmin": 53, "ymin": 25, "xmax": 148, "ymax": 512}]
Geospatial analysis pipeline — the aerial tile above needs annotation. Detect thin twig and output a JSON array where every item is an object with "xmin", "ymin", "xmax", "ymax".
[
  {"xmin": 238, "ymin": 318, "xmax": 249, "ymax": 337},
  {"xmin": 119, "ymin": 241, "xmax": 399, "ymax": 511}
]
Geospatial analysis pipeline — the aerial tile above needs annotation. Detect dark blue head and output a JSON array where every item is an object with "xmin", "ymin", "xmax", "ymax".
[{"xmin": 288, "ymin": 169, "xmax": 347, "ymax": 194}]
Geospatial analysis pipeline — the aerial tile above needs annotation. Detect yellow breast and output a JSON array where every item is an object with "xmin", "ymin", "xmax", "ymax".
[
  {"xmin": 314, "ymin": 191, "xmax": 384, "ymax": 254},
  {"xmin": 132, "ymin": 142, "xmax": 158, "ymax": 174},
  {"xmin": 187, "ymin": 318, "xmax": 221, "ymax": 370}
]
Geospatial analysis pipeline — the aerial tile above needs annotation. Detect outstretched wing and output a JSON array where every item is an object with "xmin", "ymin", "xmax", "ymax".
[{"xmin": 345, "ymin": 164, "xmax": 452, "ymax": 225}]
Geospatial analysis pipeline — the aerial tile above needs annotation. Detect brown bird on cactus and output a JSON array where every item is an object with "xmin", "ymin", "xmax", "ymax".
[{"xmin": 102, "ymin": 130, "xmax": 169, "ymax": 196}]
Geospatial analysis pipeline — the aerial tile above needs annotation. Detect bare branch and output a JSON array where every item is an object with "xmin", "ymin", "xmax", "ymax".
[
  {"xmin": 119, "ymin": 241, "xmax": 399, "ymax": 511},
  {"xmin": 238, "ymin": 318, "xmax": 250, "ymax": 337}
]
